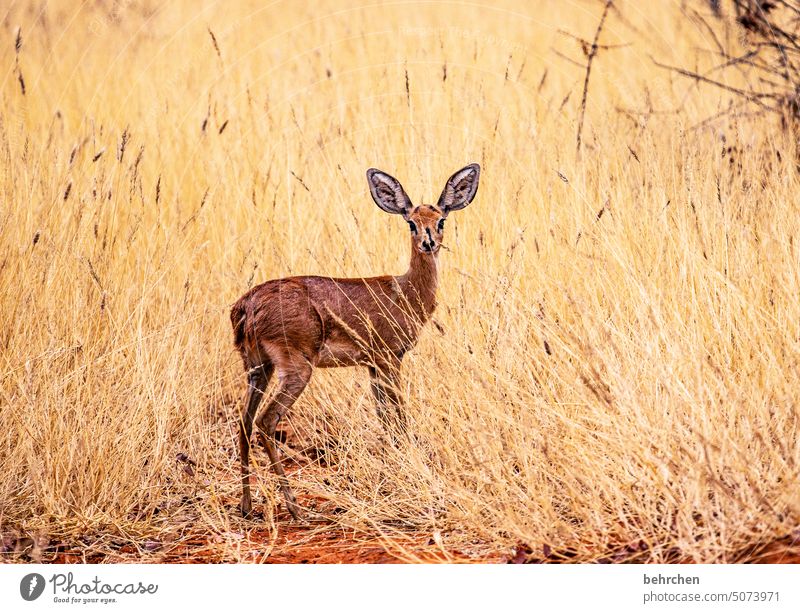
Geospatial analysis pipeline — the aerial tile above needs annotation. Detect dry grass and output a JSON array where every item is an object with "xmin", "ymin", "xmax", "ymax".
[{"xmin": 1, "ymin": 0, "xmax": 799, "ymax": 563}]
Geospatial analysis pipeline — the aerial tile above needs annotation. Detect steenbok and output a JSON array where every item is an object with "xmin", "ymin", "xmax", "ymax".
[{"xmin": 231, "ymin": 164, "xmax": 480, "ymax": 519}]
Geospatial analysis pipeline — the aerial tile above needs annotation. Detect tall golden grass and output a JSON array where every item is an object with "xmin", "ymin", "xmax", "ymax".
[{"xmin": 1, "ymin": 0, "xmax": 799, "ymax": 562}]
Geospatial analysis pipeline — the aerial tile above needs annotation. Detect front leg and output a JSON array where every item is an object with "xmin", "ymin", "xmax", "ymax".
[{"xmin": 368, "ymin": 352, "xmax": 407, "ymax": 442}]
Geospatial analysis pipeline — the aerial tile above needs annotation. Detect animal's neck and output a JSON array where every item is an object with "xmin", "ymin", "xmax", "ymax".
[{"xmin": 399, "ymin": 242, "xmax": 439, "ymax": 320}]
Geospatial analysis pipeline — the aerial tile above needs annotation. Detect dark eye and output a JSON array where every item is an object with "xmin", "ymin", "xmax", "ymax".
[
  {"xmin": 408, "ymin": 221, "xmax": 417, "ymax": 234},
  {"xmin": 437, "ymin": 219, "xmax": 445, "ymax": 232}
]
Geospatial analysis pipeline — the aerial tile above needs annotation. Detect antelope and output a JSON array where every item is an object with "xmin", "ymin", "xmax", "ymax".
[{"xmin": 231, "ymin": 163, "xmax": 480, "ymax": 520}]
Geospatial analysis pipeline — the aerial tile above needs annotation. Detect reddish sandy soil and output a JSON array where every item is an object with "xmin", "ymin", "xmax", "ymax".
[
  {"xmin": 3, "ymin": 499, "xmax": 507, "ymax": 564},
  {"xmin": 4, "ymin": 504, "xmax": 799, "ymax": 564},
  {"xmin": 6, "ymin": 485, "xmax": 799, "ymax": 564}
]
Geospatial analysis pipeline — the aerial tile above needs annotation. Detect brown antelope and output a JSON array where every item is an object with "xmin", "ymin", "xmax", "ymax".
[{"xmin": 231, "ymin": 163, "xmax": 480, "ymax": 520}]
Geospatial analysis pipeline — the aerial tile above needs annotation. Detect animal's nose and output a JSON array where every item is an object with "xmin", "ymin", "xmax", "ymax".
[{"xmin": 422, "ymin": 239, "xmax": 435, "ymax": 251}]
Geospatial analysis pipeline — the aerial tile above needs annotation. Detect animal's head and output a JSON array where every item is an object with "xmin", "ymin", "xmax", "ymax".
[{"xmin": 366, "ymin": 164, "xmax": 480, "ymax": 255}]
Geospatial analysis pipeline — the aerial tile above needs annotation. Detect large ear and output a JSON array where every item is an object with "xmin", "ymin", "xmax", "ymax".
[
  {"xmin": 437, "ymin": 163, "xmax": 480, "ymax": 215},
  {"xmin": 366, "ymin": 168, "xmax": 412, "ymax": 217}
]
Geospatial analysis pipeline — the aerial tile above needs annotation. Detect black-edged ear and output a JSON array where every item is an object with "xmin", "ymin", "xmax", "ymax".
[
  {"xmin": 366, "ymin": 168, "xmax": 412, "ymax": 217},
  {"xmin": 437, "ymin": 163, "xmax": 480, "ymax": 215}
]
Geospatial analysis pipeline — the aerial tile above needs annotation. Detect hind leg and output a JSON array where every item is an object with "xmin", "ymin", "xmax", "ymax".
[
  {"xmin": 254, "ymin": 356, "xmax": 312, "ymax": 520},
  {"xmin": 239, "ymin": 363, "xmax": 273, "ymax": 518}
]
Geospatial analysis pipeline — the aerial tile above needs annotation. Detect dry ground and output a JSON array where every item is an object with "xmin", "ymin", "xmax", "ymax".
[{"xmin": 2, "ymin": 0, "xmax": 800, "ymax": 563}]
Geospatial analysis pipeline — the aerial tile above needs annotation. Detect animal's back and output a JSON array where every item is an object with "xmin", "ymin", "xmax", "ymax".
[{"xmin": 231, "ymin": 273, "xmax": 423, "ymax": 369}]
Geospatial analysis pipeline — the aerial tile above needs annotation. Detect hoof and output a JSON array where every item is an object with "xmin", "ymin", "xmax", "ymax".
[
  {"xmin": 240, "ymin": 497, "xmax": 253, "ymax": 519},
  {"xmin": 286, "ymin": 501, "xmax": 304, "ymax": 521}
]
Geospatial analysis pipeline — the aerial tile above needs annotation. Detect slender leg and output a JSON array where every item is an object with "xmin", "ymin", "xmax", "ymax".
[
  {"xmin": 240, "ymin": 364, "xmax": 273, "ymax": 518},
  {"xmin": 369, "ymin": 354, "xmax": 407, "ymax": 443},
  {"xmin": 254, "ymin": 361, "xmax": 312, "ymax": 520}
]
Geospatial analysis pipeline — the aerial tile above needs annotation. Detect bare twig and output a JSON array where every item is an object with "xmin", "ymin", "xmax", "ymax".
[
  {"xmin": 552, "ymin": 48, "xmax": 586, "ymax": 70},
  {"xmin": 557, "ymin": 29, "xmax": 630, "ymax": 52},
  {"xmin": 576, "ymin": 0, "xmax": 614, "ymax": 156},
  {"xmin": 658, "ymin": 1, "xmax": 800, "ymax": 126},
  {"xmin": 651, "ymin": 56, "xmax": 777, "ymax": 107}
]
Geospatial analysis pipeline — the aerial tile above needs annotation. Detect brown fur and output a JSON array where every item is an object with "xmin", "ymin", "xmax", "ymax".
[{"xmin": 232, "ymin": 165, "xmax": 479, "ymax": 520}]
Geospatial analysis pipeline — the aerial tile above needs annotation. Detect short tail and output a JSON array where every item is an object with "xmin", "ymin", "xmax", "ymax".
[{"xmin": 230, "ymin": 299, "xmax": 247, "ymax": 351}]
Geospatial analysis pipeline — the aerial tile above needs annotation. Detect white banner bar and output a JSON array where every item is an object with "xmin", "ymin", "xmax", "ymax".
[{"xmin": 1, "ymin": 564, "xmax": 797, "ymax": 613}]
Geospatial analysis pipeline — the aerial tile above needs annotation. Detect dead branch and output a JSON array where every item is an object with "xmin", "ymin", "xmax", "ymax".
[
  {"xmin": 655, "ymin": 1, "xmax": 800, "ymax": 128},
  {"xmin": 651, "ymin": 56, "xmax": 777, "ymax": 106},
  {"xmin": 576, "ymin": 0, "xmax": 614, "ymax": 156}
]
